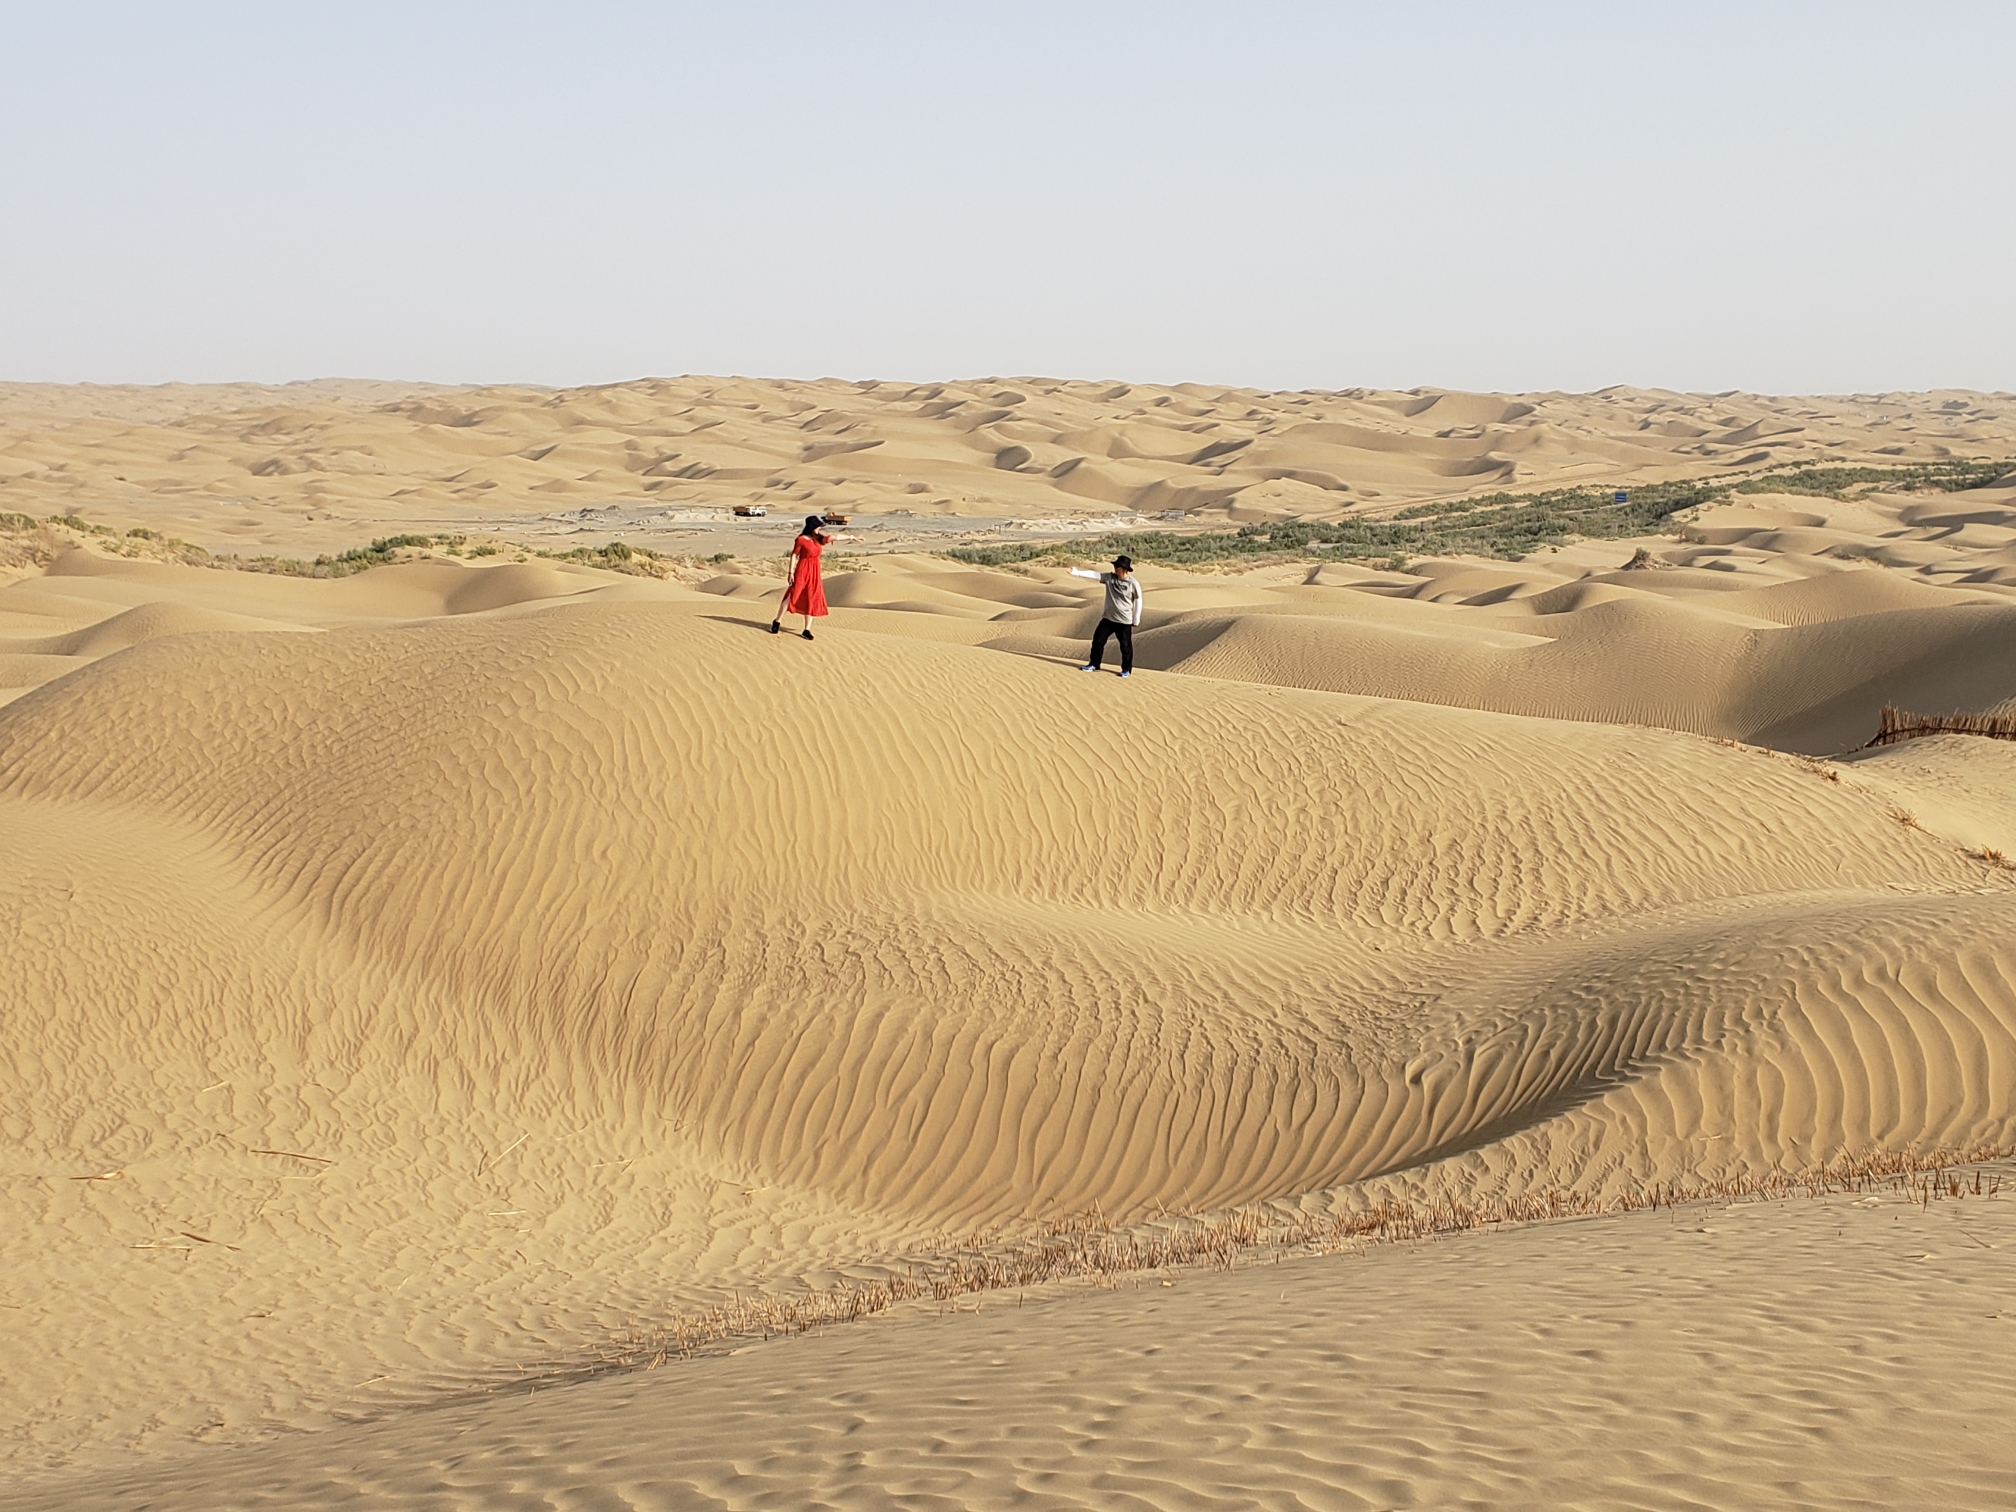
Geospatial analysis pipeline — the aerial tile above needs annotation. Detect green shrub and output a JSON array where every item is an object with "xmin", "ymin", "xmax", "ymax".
[
  {"xmin": 947, "ymin": 458, "xmax": 2013, "ymax": 569},
  {"xmin": 223, "ymin": 532, "xmax": 456, "ymax": 578},
  {"xmin": 533, "ymin": 540, "xmax": 665, "ymax": 575}
]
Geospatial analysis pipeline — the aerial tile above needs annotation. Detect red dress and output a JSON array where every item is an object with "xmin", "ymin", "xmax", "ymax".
[{"xmin": 783, "ymin": 533, "xmax": 829, "ymax": 617}]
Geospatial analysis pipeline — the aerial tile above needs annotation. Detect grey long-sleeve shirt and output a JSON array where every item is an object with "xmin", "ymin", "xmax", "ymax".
[{"xmin": 1070, "ymin": 568, "xmax": 1142, "ymax": 626}]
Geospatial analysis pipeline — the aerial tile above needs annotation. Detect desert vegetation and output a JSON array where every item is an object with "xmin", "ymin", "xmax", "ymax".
[
  {"xmin": 1866, "ymin": 703, "xmax": 2016, "ymax": 748},
  {"xmin": 566, "ymin": 1144, "xmax": 2008, "ymax": 1379},
  {"xmin": 948, "ymin": 458, "xmax": 2015, "ymax": 569},
  {"xmin": 0, "ymin": 512, "xmax": 678, "ymax": 579}
]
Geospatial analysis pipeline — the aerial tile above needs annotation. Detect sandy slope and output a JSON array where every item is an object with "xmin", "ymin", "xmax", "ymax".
[
  {"xmin": 3, "ymin": 558, "xmax": 2015, "ymax": 1478},
  {"xmin": 9, "ymin": 473, "xmax": 2016, "ymax": 750},
  {"xmin": 11, "ymin": 1170, "xmax": 2011, "ymax": 1512},
  {"xmin": 3, "ymin": 388, "xmax": 2016, "ymax": 1497}
]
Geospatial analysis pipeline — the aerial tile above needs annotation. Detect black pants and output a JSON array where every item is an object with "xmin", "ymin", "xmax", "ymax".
[{"xmin": 1089, "ymin": 618, "xmax": 1134, "ymax": 673}]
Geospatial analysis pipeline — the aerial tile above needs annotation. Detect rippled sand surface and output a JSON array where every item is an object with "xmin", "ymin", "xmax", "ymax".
[
  {"xmin": 14, "ymin": 1170, "xmax": 2010, "ymax": 1512},
  {"xmin": 3, "ymin": 383, "xmax": 2015, "ymax": 1506}
]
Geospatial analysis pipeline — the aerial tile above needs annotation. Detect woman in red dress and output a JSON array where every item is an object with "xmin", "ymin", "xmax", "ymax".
[{"xmin": 770, "ymin": 515, "xmax": 857, "ymax": 640}]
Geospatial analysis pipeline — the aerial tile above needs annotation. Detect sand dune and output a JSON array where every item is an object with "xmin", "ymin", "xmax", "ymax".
[
  {"xmin": 4, "ymin": 383, "xmax": 2016, "ymax": 1498},
  {"xmin": 5, "ymin": 587, "xmax": 2016, "ymax": 1476},
  {"xmin": 4, "ymin": 378, "xmax": 2013, "ymax": 554}
]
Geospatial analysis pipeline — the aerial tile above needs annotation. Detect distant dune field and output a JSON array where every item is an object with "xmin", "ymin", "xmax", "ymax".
[
  {"xmin": 3, "ymin": 382, "xmax": 2015, "ymax": 1507},
  {"xmin": 4, "ymin": 377, "xmax": 2013, "ymax": 551}
]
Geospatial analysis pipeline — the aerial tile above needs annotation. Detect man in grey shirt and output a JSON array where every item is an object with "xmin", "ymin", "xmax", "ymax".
[{"xmin": 1071, "ymin": 554, "xmax": 1142, "ymax": 676}]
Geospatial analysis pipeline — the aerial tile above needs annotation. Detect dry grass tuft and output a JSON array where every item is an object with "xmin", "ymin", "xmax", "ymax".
[
  {"xmin": 532, "ymin": 1144, "xmax": 2009, "ymax": 1383},
  {"xmin": 1890, "ymin": 806, "xmax": 1924, "ymax": 830},
  {"xmin": 1976, "ymin": 847, "xmax": 2016, "ymax": 871},
  {"xmin": 1866, "ymin": 704, "xmax": 2016, "ymax": 749}
]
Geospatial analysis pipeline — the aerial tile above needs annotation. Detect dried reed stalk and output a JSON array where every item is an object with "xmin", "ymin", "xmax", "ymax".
[
  {"xmin": 558, "ymin": 1143, "xmax": 2008, "ymax": 1379},
  {"xmin": 1864, "ymin": 705, "xmax": 2016, "ymax": 748}
]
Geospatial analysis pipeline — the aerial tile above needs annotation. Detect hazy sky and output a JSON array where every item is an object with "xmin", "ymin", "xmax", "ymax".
[{"xmin": 3, "ymin": 2, "xmax": 2011, "ymax": 393}]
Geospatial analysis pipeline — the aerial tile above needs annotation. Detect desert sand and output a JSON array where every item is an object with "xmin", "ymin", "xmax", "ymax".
[
  {"xmin": 5, "ymin": 376, "xmax": 2014, "ymax": 552},
  {"xmin": 3, "ymin": 380, "xmax": 2016, "ymax": 1507},
  {"xmin": 14, "ymin": 1168, "xmax": 2012, "ymax": 1511}
]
